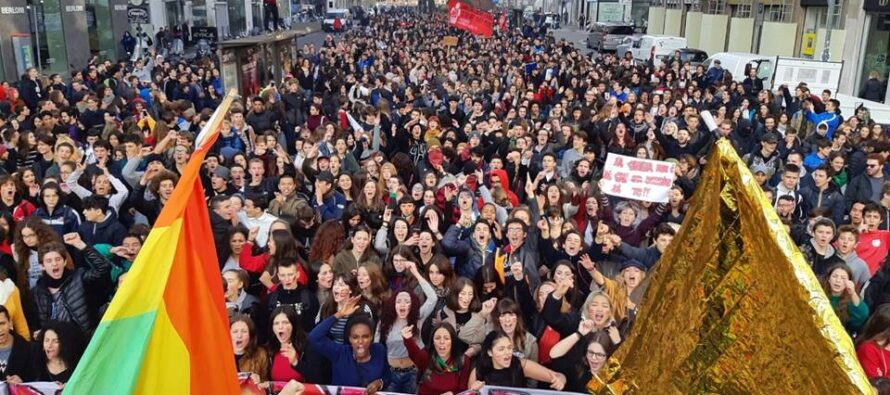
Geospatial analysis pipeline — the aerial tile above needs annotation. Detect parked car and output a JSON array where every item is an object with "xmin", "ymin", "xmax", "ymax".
[
  {"xmin": 586, "ymin": 22, "xmax": 635, "ymax": 52},
  {"xmin": 662, "ymin": 48, "xmax": 709, "ymax": 67},
  {"xmin": 703, "ymin": 52, "xmax": 843, "ymax": 93},
  {"xmin": 543, "ymin": 13, "xmax": 560, "ymax": 29},
  {"xmin": 323, "ymin": 8, "xmax": 351, "ymax": 32},
  {"xmin": 615, "ymin": 35, "xmax": 687, "ymax": 66}
]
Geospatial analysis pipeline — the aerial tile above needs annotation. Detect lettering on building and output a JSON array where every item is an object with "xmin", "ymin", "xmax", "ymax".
[
  {"xmin": 65, "ymin": 5, "xmax": 85, "ymax": 12},
  {"xmin": 0, "ymin": 7, "xmax": 26, "ymax": 15}
]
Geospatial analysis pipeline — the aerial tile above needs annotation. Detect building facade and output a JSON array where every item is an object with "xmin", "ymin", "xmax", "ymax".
[
  {"xmin": 0, "ymin": 0, "xmax": 130, "ymax": 81},
  {"xmin": 642, "ymin": 0, "xmax": 889, "ymax": 101}
]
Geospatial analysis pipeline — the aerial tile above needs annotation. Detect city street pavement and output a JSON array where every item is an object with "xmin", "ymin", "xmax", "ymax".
[
  {"xmin": 297, "ymin": 25, "xmax": 592, "ymax": 56},
  {"xmin": 299, "ymin": 30, "xmax": 328, "ymax": 48},
  {"xmin": 551, "ymin": 25, "xmax": 593, "ymax": 55}
]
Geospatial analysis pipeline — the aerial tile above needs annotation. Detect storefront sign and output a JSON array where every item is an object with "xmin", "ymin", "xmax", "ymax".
[
  {"xmin": 191, "ymin": 26, "xmax": 219, "ymax": 43},
  {"xmin": 65, "ymin": 5, "xmax": 85, "ymax": 12},
  {"xmin": 865, "ymin": 0, "xmax": 890, "ymax": 12},
  {"xmin": 0, "ymin": 6, "xmax": 26, "ymax": 15},
  {"xmin": 128, "ymin": 0, "xmax": 150, "ymax": 24},
  {"xmin": 602, "ymin": 153, "xmax": 676, "ymax": 203}
]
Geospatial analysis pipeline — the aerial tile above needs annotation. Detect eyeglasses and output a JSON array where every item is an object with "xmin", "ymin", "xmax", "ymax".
[{"xmin": 587, "ymin": 350, "xmax": 607, "ymax": 359}]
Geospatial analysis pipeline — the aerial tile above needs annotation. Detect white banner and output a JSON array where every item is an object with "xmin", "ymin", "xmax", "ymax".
[{"xmin": 601, "ymin": 153, "xmax": 676, "ymax": 203}]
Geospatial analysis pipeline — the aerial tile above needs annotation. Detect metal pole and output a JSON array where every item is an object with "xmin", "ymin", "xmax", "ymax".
[
  {"xmin": 822, "ymin": 0, "xmax": 837, "ymax": 61},
  {"xmin": 30, "ymin": 2, "xmax": 43, "ymax": 70}
]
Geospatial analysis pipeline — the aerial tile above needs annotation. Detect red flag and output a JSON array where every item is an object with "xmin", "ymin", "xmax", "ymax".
[
  {"xmin": 498, "ymin": 12, "xmax": 507, "ymax": 31},
  {"xmin": 448, "ymin": 1, "xmax": 493, "ymax": 38}
]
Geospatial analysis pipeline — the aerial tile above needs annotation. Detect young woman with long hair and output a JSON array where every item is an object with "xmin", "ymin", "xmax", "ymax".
[
  {"xmin": 374, "ymin": 217, "xmax": 414, "ymax": 258},
  {"xmin": 402, "ymin": 322, "xmax": 471, "ymax": 395},
  {"xmin": 378, "ymin": 290, "xmax": 422, "ymax": 393},
  {"xmin": 230, "ymin": 314, "xmax": 269, "ymax": 383},
  {"xmin": 383, "ymin": 245, "xmax": 420, "ymax": 293},
  {"xmin": 355, "ymin": 180, "xmax": 385, "ymax": 229},
  {"xmin": 357, "ymin": 263, "xmax": 391, "ymax": 313},
  {"xmin": 434, "ymin": 277, "xmax": 489, "ymax": 356},
  {"xmin": 13, "ymin": 217, "xmax": 61, "ymax": 290},
  {"xmin": 547, "ymin": 320, "xmax": 617, "ymax": 392},
  {"xmin": 468, "ymin": 330, "xmax": 566, "ymax": 390},
  {"xmin": 306, "ymin": 220, "xmax": 347, "ymax": 274},
  {"xmin": 333, "ymin": 225, "xmax": 382, "ymax": 276},
  {"xmin": 34, "ymin": 320, "xmax": 85, "ymax": 383},
  {"xmin": 821, "ymin": 263, "xmax": 869, "ymax": 334},
  {"xmin": 491, "ymin": 298, "xmax": 538, "ymax": 358},
  {"xmin": 222, "ymin": 226, "xmax": 250, "ymax": 273},
  {"xmin": 266, "ymin": 306, "xmax": 306, "ymax": 384}
]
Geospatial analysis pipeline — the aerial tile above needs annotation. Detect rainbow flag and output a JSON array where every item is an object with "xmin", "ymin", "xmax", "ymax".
[{"xmin": 64, "ymin": 91, "xmax": 240, "ymax": 395}]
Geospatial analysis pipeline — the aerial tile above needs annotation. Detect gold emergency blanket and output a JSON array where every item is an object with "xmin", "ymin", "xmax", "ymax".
[{"xmin": 592, "ymin": 139, "xmax": 872, "ymax": 394}]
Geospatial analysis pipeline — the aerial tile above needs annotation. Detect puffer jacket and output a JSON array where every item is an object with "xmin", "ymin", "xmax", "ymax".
[{"xmin": 31, "ymin": 246, "xmax": 112, "ymax": 334}]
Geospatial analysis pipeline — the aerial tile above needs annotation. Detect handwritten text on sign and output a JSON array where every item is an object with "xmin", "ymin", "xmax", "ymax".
[{"xmin": 602, "ymin": 153, "xmax": 676, "ymax": 203}]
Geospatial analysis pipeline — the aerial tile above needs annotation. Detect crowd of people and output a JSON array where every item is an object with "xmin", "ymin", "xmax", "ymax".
[{"xmin": 0, "ymin": 6, "xmax": 889, "ymax": 394}]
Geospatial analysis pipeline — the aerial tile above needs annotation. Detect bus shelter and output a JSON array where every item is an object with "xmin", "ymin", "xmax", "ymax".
[{"xmin": 218, "ymin": 22, "xmax": 320, "ymax": 97}]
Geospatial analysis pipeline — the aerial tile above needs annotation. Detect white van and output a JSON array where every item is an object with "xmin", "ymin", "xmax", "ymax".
[
  {"xmin": 702, "ymin": 52, "xmax": 843, "ymax": 94},
  {"xmin": 616, "ymin": 35, "xmax": 687, "ymax": 67}
]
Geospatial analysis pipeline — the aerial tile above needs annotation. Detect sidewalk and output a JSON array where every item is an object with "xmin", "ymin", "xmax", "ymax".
[{"xmin": 551, "ymin": 26, "xmax": 591, "ymax": 54}]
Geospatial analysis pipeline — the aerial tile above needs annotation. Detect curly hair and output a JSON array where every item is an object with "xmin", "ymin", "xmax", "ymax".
[
  {"xmin": 308, "ymin": 220, "xmax": 347, "ymax": 272},
  {"xmin": 36, "ymin": 320, "xmax": 85, "ymax": 368},
  {"xmin": 149, "ymin": 170, "xmax": 179, "ymax": 196},
  {"xmin": 13, "ymin": 217, "xmax": 62, "ymax": 288}
]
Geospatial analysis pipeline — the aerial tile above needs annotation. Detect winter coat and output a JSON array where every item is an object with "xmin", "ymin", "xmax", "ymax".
[
  {"xmin": 0, "ymin": 333, "xmax": 39, "ymax": 382},
  {"xmin": 77, "ymin": 211, "xmax": 126, "ymax": 247},
  {"xmin": 35, "ymin": 205, "xmax": 81, "ymax": 237},
  {"xmin": 441, "ymin": 224, "xmax": 495, "ymax": 279},
  {"xmin": 860, "ymin": 78, "xmax": 885, "ymax": 102},
  {"xmin": 801, "ymin": 184, "xmax": 845, "ymax": 225},
  {"xmin": 31, "ymin": 246, "xmax": 112, "ymax": 335},
  {"xmin": 797, "ymin": 241, "xmax": 844, "ymax": 277}
]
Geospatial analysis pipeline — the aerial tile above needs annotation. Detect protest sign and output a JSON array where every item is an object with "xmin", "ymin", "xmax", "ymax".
[
  {"xmin": 601, "ymin": 153, "xmax": 676, "ymax": 203},
  {"xmin": 442, "ymin": 36, "xmax": 459, "ymax": 46}
]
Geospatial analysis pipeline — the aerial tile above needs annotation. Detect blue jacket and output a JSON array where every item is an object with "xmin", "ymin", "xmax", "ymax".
[
  {"xmin": 440, "ymin": 224, "xmax": 495, "ymax": 279},
  {"xmin": 78, "ymin": 211, "xmax": 127, "ymax": 247},
  {"xmin": 216, "ymin": 129, "xmax": 244, "ymax": 152},
  {"xmin": 618, "ymin": 242, "xmax": 661, "ymax": 269},
  {"xmin": 805, "ymin": 110, "xmax": 842, "ymax": 139},
  {"xmin": 308, "ymin": 316, "xmax": 391, "ymax": 388},
  {"xmin": 34, "ymin": 205, "xmax": 81, "ymax": 237},
  {"xmin": 705, "ymin": 67, "xmax": 725, "ymax": 87},
  {"xmin": 312, "ymin": 191, "xmax": 346, "ymax": 222}
]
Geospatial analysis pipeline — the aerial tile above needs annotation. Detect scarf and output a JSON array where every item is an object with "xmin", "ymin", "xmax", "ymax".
[
  {"xmin": 40, "ymin": 269, "xmax": 72, "ymax": 289},
  {"xmin": 433, "ymin": 354, "xmax": 458, "ymax": 373}
]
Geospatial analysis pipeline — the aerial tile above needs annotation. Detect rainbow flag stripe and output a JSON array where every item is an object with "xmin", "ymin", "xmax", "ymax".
[{"xmin": 65, "ymin": 92, "xmax": 240, "ymax": 395}]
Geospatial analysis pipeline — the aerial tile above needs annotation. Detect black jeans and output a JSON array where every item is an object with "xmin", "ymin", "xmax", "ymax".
[{"xmin": 264, "ymin": 3, "xmax": 281, "ymax": 30}]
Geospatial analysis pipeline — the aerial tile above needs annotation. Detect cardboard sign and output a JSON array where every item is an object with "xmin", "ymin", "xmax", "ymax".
[
  {"xmin": 442, "ymin": 36, "xmax": 459, "ymax": 46},
  {"xmin": 602, "ymin": 153, "xmax": 676, "ymax": 203}
]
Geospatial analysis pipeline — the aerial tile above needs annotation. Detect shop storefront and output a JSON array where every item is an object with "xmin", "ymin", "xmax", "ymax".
[
  {"xmin": 857, "ymin": 0, "xmax": 890, "ymax": 102},
  {"xmin": 0, "ymin": 1, "xmax": 31, "ymax": 82},
  {"xmin": 86, "ymin": 0, "xmax": 131, "ymax": 60}
]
